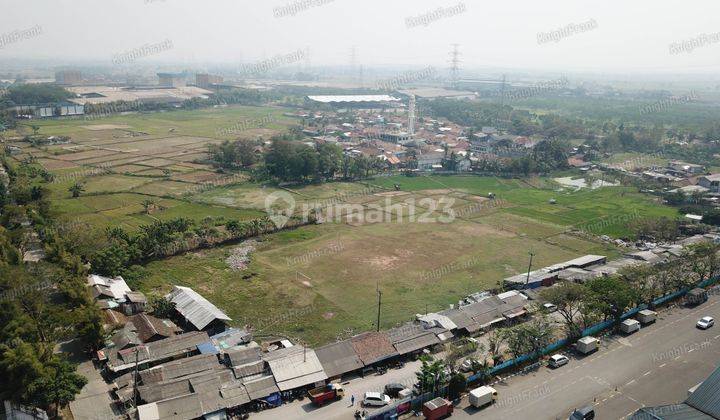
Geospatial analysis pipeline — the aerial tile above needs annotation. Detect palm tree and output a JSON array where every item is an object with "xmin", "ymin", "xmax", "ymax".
[{"xmin": 68, "ymin": 182, "xmax": 84, "ymax": 198}]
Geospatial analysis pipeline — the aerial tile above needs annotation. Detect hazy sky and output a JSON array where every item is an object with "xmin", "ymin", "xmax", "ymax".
[{"xmin": 1, "ymin": 0, "xmax": 720, "ymax": 73}]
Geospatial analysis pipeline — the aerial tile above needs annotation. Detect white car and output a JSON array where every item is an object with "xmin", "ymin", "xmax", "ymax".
[
  {"xmin": 548, "ymin": 354, "xmax": 569, "ymax": 368},
  {"xmin": 363, "ymin": 392, "xmax": 391, "ymax": 407},
  {"xmin": 697, "ymin": 316, "xmax": 715, "ymax": 329}
]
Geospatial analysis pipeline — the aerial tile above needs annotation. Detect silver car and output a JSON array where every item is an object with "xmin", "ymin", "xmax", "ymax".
[{"xmin": 549, "ymin": 354, "xmax": 569, "ymax": 368}]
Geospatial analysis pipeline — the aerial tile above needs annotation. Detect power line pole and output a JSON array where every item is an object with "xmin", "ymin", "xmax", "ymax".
[
  {"xmin": 376, "ymin": 283, "xmax": 382, "ymax": 332},
  {"xmin": 132, "ymin": 347, "xmax": 140, "ymax": 408},
  {"xmin": 525, "ymin": 251, "xmax": 535, "ymax": 287},
  {"xmin": 496, "ymin": 74, "xmax": 507, "ymax": 129}
]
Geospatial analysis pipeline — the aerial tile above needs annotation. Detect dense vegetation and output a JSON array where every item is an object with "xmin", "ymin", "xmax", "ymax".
[
  {"xmin": 1, "ymin": 84, "xmax": 73, "ymax": 106},
  {"xmin": 208, "ymin": 134, "xmax": 387, "ymax": 183},
  {"xmin": 0, "ymin": 155, "xmax": 103, "ymax": 416}
]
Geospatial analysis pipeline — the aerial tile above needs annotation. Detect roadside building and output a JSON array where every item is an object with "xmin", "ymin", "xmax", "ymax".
[
  {"xmin": 387, "ymin": 322, "xmax": 441, "ymax": 356},
  {"xmin": 315, "ymin": 340, "xmax": 364, "ymax": 379},
  {"xmin": 262, "ymin": 345, "xmax": 328, "ymax": 392},
  {"xmin": 350, "ymin": 332, "xmax": 398, "ymax": 366}
]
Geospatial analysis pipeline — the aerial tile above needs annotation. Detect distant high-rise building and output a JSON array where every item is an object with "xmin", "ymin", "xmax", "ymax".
[
  {"xmin": 55, "ymin": 70, "xmax": 82, "ymax": 86},
  {"xmin": 157, "ymin": 73, "xmax": 186, "ymax": 88},
  {"xmin": 196, "ymin": 73, "xmax": 223, "ymax": 89}
]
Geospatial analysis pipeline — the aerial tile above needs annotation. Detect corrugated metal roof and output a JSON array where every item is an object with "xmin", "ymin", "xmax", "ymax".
[
  {"xmin": 226, "ymin": 346, "xmax": 261, "ymax": 367},
  {"xmin": 308, "ymin": 95, "xmax": 400, "ymax": 103},
  {"xmin": 166, "ymin": 286, "xmax": 231, "ymax": 330},
  {"xmin": 630, "ymin": 404, "xmax": 714, "ymax": 419},
  {"xmin": 88, "ymin": 274, "xmax": 131, "ymax": 300},
  {"xmin": 138, "ymin": 378, "xmax": 192, "ymax": 404},
  {"xmin": 140, "ymin": 354, "xmax": 221, "ymax": 384},
  {"xmin": 232, "ymin": 360, "xmax": 265, "ymax": 379},
  {"xmin": 243, "ymin": 376, "xmax": 280, "ymax": 400},
  {"xmin": 686, "ymin": 365, "xmax": 720, "ymax": 417},
  {"xmin": 264, "ymin": 346, "xmax": 327, "ymax": 391},
  {"xmin": 155, "ymin": 393, "xmax": 203, "ymax": 420},
  {"xmin": 315, "ymin": 340, "xmax": 364, "ymax": 377},
  {"xmin": 393, "ymin": 333, "xmax": 440, "ymax": 355}
]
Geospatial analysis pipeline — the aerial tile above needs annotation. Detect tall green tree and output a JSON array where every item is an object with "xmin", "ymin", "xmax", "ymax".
[{"xmin": 540, "ymin": 282, "xmax": 587, "ymax": 339}]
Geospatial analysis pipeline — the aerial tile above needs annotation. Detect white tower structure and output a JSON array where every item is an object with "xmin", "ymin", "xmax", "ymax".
[{"xmin": 408, "ymin": 95, "xmax": 416, "ymax": 136}]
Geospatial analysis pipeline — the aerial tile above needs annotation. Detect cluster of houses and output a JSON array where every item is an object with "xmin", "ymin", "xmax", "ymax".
[
  {"xmin": 84, "ymin": 233, "xmax": 720, "ymax": 419},
  {"xmin": 470, "ymin": 127, "xmax": 541, "ymax": 158},
  {"xmin": 85, "ymin": 271, "xmax": 533, "ymax": 419},
  {"xmin": 293, "ymin": 103, "xmax": 543, "ymax": 173}
]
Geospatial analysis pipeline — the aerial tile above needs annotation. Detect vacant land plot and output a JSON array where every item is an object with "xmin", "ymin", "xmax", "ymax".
[
  {"xmin": 6, "ymin": 106, "xmax": 296, "ymax": 230},
  {"xmin": 138, "ymin": 175, "xmax": 675, "ymax": 345}
]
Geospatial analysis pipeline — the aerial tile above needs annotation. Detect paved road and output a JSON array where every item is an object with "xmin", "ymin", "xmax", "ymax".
[
  {"xmin": 452, "ymin": 296, "xmax": 720, "ymax": 420},
  {"xmin": 250, "ymin": 297, "xmax": 720, "ymax": 420},
  {"xmin": 252, "ymin": 359, "xmax": 423, "ymax": 420}
]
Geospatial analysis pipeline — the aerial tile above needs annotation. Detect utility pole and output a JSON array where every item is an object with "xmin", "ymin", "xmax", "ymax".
[
  {"xmin": 496, "ymin": 74, "xmax": 507, "ymax": 129},
  {"xmin": 376, "ymin": 283, "xmax": 382, "ymax": 332},
  {"xmin": 525, "ymin": 251, "xmax": 535, "ymax": 286},
  {"xmin": 132, "ymin": 347, "xmax": 140, "ymax": 408}
]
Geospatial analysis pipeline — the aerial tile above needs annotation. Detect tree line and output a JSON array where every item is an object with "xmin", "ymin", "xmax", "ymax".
[
  {"xmin": 208, "ymin": 135, "xmax": 387, "ymax": 183},
  {"xmin": 0, "ymin": 155, "xmax": 102, "ymax": 417}
]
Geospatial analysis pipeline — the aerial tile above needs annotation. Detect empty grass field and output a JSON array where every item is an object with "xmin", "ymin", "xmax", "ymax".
[{"xmin": 136, "ymin": 175, "xmax": 676, "ymax": 345}]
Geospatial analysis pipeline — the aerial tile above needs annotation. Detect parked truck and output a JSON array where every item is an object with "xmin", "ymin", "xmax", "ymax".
[
  {"xmin": 687, "ymin": 288, "xmax": 708, "ymax": 306},
  {"xmin": 469, "ymin": 386, "xmax": 497, "ymax": 408},
  {"xmin": 637, "ymin": 309, "xmax": 657, "ymax": 325},
  {"xmin": 308, "ymin": 383, "xmax": 344, "ymax": 406},
  {"xmin": 575, "ymin": 336, "xmax": 599, "ymax": 355},
  {"xmin": 620, "ymin": 319, "xmax": 640, "ymax": 335},
  {"xmin": 423, "ymin": 397, "xmax": 454, "ymax": 420}
]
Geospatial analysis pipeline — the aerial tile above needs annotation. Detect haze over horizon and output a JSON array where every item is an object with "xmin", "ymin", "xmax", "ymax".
[{"xmin": 1, "ymin": 0, "xmax": 719, "ymax": 75}]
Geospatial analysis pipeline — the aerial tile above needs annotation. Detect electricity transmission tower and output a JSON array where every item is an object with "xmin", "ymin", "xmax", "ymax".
[{"xmin": 449, "ymin": 44, "xmax": 461, "ymax": 88}]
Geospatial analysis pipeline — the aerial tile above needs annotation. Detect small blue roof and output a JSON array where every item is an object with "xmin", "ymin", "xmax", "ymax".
[{"xmin": 197, "ymin": 341, "xmax": 219, "ymax": 355}]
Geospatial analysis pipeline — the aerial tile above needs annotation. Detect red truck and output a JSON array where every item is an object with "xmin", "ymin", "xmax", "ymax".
[
  {"xmin": 308, "ymin": 383, "xmax": 345, "ymax": 406},
  {"xmin": 422, "ymin": 397, "xmax": 454, "ymax": 420}
]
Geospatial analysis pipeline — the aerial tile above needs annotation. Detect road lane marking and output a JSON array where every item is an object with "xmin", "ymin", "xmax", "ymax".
[
  {"xmin": 659, "ymin": 363, "xmax": 666, "ymax": 368},
  {"xmin": 643, "ymin": 371, "xmax": 651, "ymax": 376},
  {"xmin": 626, "ymin": 379, "xmax": 636, "ymax": 386}
]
